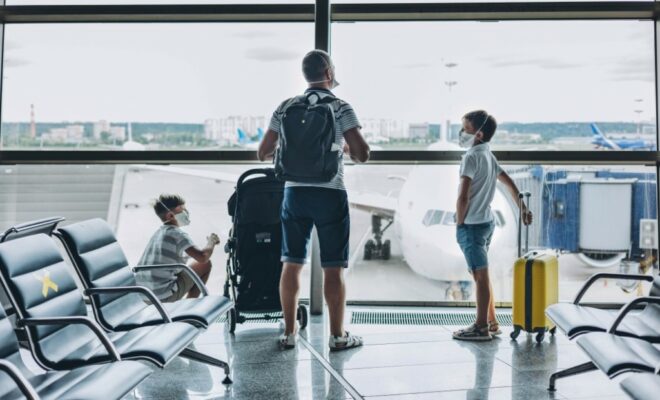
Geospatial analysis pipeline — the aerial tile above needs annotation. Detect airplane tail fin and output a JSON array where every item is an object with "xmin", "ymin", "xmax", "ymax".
[
  {"xmin": 590, "ymin": 123, "xmax": 604, "ymax": 137},
  {"xmin": 237, "ymin": 128, "xmax": 247, "ymax": 143}
]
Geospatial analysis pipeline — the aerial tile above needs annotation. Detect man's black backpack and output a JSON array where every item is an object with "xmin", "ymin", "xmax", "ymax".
[{"xmin": 274, "ymin": 93, "xmax": 340, "ymax": 183}]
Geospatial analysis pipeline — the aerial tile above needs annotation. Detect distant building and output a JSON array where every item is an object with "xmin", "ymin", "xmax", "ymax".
[
  {"xmin": 109, "ymin": 126, "xmax": 126, "ymax": 141},
  {"xmin": 93, "ymin": 120, "xmax": 111, "ymax": 140},
  {"xmin": 408, "ymin": 123, "xmax": 431, "ymax": 139},
  {"xmin": 360, "ymin": 118, "xmax": 407, "ymax": 139},
  {"xmin": 43, "ymin": 125, "xmax": 84, "ymax": 142},
  {"xmin": 205, "ymin": 116, "xmax": 267, "ymax": 144}
]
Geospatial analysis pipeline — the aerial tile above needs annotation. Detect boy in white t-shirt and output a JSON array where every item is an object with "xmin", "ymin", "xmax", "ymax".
[{"xmin": 453, "ymin": 110, "xmax": 533, "ymax": 341}]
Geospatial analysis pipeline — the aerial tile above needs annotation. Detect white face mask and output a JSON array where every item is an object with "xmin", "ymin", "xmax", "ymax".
[
  {"xmin": 459, "ymin": 130, "xmax": 475, "ymax": 148},
  {"xmin": 158, "ymin": 200, "xmax": 190, "ymax": 226},
  {"xmin": 308, "ymin": 66, "xmax": 340, "ymax": 89},
  {"xmin": 174, "ymin": 210, "xmax": 191, "ymax": 227},
  {"xmin": 459, "ymin": 114, "xmax": 490, "ymax": 149}
]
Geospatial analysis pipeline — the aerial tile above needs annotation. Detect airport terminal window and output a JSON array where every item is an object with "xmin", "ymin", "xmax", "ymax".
[
  {"xmin": 0, "ymin": 23, "xmax": 312, "ymax": 150},
  {"xmin": 340, "ymin": 164, "xmax": 657, "ymax": 304},
  {"xmin": 331, "ymin": 20, "xmax": 656, "ymax": 151}
]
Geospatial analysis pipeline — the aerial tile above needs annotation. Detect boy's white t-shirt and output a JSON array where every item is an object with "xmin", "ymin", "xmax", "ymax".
[{"xmin": 459, "ymin": 143, "xmax": 503, "ymax": 224}]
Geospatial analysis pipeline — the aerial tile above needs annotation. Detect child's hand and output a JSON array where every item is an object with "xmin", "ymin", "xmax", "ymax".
[
  {"xmin": 522, "ymin": 210, "xmax": 533, "ymax": 225},
  {"xmin": 207, "ymin": 233, "xmax": 220, "ymax": 246}
]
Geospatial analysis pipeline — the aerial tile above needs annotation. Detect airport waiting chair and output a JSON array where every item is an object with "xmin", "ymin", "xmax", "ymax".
[
  {"xmin": 55, "ymin": 218, "xmax": 233, "ymax": 331},
  {"xmin": 0, "ymin": 233, "xmax": 204, "ymax": 374},
  {"xmin": 54, "ymin": 218, "xmax": 233, "ymax": 383},
  {"xmin": 548, "ymin": 296, "xmax": 660, "ymax": 391},
  {"xmin": 620, "ymin": 371, "xmax": 660, "ymax": 400},
  {"xmin": 0, "ymin": 297, "xmax": 152, "ymax": 400},
  {"xmin": 546, "ymin": 273, "xmax": 660, "ymax": 342}
]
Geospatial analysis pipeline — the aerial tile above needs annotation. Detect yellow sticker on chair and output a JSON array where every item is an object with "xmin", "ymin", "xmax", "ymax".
[{"xmin": 33, "ymin": 270, "xmax": 58, "ymax": 298}]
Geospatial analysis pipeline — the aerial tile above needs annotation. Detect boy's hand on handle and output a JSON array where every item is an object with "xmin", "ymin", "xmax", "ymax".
[
  {"xmin": 522, "ymin": 208, "xmax": 533, "ymax": 225},
  {"xmin": 207, "ymin": 233, "xmax": 221, "ymax": 247}
]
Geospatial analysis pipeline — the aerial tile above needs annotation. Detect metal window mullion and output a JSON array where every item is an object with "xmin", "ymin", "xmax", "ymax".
[
  {"xmin": 0, "ymin": 4, "xmax": 315, "ymax": 23},
  {"xmin": 0, "ymin": 150, "xmax": 657, "ymax": 165},
  {"xmin": 331, "ymin": 1, "xmax": 655, "ymax": 22}
]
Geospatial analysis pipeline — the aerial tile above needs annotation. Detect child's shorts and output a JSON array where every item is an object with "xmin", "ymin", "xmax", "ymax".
[{"xmin": 456, "ymin": 221, "xmax": 495, "ymax": 273}]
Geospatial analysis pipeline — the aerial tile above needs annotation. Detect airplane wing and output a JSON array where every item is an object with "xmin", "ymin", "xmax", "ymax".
[
  {"xmin": 349, "ymin": 192, "xmax": 397, "ymax": 219},
  {"xmin": 131, "ymin": 165, "xmax": 241, "ymax": 184}
]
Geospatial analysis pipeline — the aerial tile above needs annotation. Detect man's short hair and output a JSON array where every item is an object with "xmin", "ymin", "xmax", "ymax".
[
  {"xmin": 302, "ymin": 50, "xmax": 333, "ymax": 83},
  {"xmin": 153, "ymin": 194, "xmax": 185, "ymax": 221},
  {"xmin": 463, "ymin": 110, "xmax": 497, "ymax": 142}
]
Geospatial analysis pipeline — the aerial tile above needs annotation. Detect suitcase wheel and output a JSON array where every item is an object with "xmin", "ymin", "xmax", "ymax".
[
  {"xmin": 535, "ymin": 330, "xmax": 545, "ymax": 343},
  {"xmin": 510, "ymin": 327, "xmax": 521, "ymax": 340}
]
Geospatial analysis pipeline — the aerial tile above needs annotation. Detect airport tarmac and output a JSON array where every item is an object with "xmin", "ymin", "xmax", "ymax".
[{"xmin": 116, "ymin": 164, "xmax": 652, "ymax": 305}]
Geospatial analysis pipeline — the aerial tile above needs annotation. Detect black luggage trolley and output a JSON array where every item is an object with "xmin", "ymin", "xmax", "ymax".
[{"xmin": 223, "ymin": 168, "xmax": 308, "ymax": 333}]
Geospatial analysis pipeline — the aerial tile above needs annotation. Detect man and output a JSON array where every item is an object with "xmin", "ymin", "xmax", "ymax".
[
  {"xmin": 136, "ymin": 193, "xmax": 220, "ymax": 302},
  {"xmin": 258, "ymin": 50, "xmax": 370, "ymax": 350}
]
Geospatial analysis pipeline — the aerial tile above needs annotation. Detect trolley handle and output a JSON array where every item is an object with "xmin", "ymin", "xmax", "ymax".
[
  {"xmin": 237, "ymin": 168, "xmax": 275, "ymax": 187},
  {"xmin": 517, "ymin": 191, "xmax": 531, "ymax": 258}
]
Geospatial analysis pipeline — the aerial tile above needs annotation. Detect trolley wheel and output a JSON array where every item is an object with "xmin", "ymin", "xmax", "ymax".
[
  {"xmin": 535, "ymin": 330, "xmax": 545, "ymax": 343},
  {"xmin": 549, "ymin": 327, "xmax": 557, "ymax": 335},
  {"xmin": 297, "ymin": 304, "xmax": 309, "ymax": 330},
  {"xmin": 227, "ymin": 308, "xmax": 237, "ymax": 334},
  {"xmin": 382, "ymin": 240, "xmax": 391, "ymax": 260},
  {"xmin": 510, "ymin": 327, "xmax": 521, "ymax": 340}
]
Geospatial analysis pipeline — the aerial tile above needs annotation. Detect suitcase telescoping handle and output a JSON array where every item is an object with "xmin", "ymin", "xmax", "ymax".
[{"xmin": 517, "ymin": 191, "xmax": 531, "ymax": 258}]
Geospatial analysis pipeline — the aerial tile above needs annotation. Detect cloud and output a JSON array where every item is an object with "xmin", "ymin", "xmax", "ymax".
[
  {"xmin": 232, "ymin": 31, "xmax": 272, "ymax": 40},
  {"xmin": 4, "ymin": 58, "xmax": 29, "ymax": 68},
  {"xmin": 397, "ymin": 62, "xmax": 433, "ymax": 70},
  {"xmin": 609, "ymin": 60, "xmax": 654, "ymax": 82},
  {"xmin": 487, "ymin": 57, "xmax": 580, "ymax": 70},
  {"xmin": 245, "ymin": 47, "xmax": 299, "ymax": 62}
]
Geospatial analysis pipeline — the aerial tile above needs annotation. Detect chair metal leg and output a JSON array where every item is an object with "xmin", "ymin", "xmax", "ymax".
[
  {"xmin": 548, "ymin": 361, "xmax": 597, "ymax": 392},
  {"xmin": 180, "ymin": 347, "xmax": 232, "ymax": 384}
]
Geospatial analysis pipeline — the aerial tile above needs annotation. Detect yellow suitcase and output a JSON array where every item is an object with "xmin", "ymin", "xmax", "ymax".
[{"xmin": 510, "ymin": 193, "xmax": 559, "ymax": 343}]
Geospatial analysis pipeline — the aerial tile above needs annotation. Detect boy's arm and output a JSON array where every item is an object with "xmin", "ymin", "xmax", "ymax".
[
  {"xmin": 184, "ymin": 234, "xmax": 220, "ymax": 263},
  {"xmin": 497, "ymin": 170, "xmax": 533, "ymax": 225},
  {"xmin": 456, "ymin": 176, "xmax": 472, "ymax": 225}
]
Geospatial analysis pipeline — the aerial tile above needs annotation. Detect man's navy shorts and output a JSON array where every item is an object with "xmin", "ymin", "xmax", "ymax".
[{"xmin": 281, "ymin": 187, "xmax": 350, "ymax": 268}]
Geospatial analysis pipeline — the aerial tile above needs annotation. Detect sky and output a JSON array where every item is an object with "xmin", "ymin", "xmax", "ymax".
[{"xmin": 1, "ymin": 19, "xmax": 655, "ymax": 125}]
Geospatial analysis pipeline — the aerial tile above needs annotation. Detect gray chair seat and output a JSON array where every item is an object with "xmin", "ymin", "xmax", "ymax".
[
  {"xmin": 576, "ymin": 332, "xmax": 660, "ymax": 376},
  {"xmin": 3, "ymin": 361, "xmax": 151, "ymax": 400},
  {"xmin": 111, "ymin": 296, "xmax": 230, "ymax": 330},
  {"xmin": 46, "ymin": 322, "xmax": 199, "ymax": 369},
  {"xmin": 620, "ymin": 373, "xmax": 660, "ymax": 400},
  {"xmin": 547, "ymin": 303, "xmax": 660, "ymax": 342}
]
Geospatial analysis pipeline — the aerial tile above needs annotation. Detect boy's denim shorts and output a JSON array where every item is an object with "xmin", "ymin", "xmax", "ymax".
[
  {"xmin": 456, "ymin": 221, "xmax": 495, "ymax": 273},
  {"xmin": 281, "ymin": 187, "xmax": 350, "ymax": 268}
]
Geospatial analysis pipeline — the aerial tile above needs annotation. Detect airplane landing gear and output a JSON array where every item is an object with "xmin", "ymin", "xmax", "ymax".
[{"xmin": 363, "ymin": 215, "xmax": 393, "ymax": 260}]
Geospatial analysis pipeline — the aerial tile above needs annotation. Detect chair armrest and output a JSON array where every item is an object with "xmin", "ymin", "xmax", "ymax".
[
  {"xmin": 133, "ymin": 264, "xmax": 208, "ymax": 296},
  {"xmin": 85, "ymin": 286, "xmax": 172, "ymax": 323},
  {"xmin": 18, "ymin": 316, "xmax": 121, "ymax": 362},
  {"xmin": 0, "ymin": 359, "xmax": 40, "ymax": 400},
  {"xmin": 573, "ymin": 273, "xmax": 653, "ymax": 304},
  {"xmin": 608, "ymin": 296, "xmax": 660, "ymax": 334}
]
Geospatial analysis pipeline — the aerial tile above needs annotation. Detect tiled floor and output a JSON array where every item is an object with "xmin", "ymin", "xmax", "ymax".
[{"xmin": 122, "ymin": 307, "xmax": 630, "ymax": 400}]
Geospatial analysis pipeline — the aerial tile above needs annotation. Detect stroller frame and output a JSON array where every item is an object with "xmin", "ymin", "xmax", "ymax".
[{"xmin": 223, "ymin": 168, "xmax": 308, "ymax": 333}]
